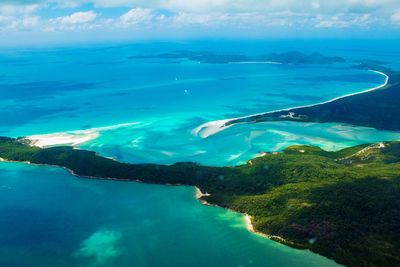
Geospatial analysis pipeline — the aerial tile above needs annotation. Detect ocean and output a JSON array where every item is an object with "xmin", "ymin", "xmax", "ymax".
[{"xmin": 1, "ymin": 39, "xmax": 399, "ymax": 266}]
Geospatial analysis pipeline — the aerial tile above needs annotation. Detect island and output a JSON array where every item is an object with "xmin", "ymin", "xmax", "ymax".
[
  {"xmin": 129, "ymin": 50, "xmax": 346, "ymax": 64},
  {"xmin": 0, "ymin": 137, "xmax": 399, "ymax": 267}
]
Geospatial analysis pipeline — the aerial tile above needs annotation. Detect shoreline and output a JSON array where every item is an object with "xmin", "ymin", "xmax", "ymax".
[
  {"xmin": 2, "ymin": 158, "xmax": 275, "ymax": 243},
  {"xmin": 194, "ymin": 185, "xmax": 296, "ymax": 248},
  {"xmin": 192, "ymin": 70, "xmax": 389, "ymax": 138},
  {"xmin": 2, "ymin": 136, "xmax": 396, "ymax": 266},
  {"xmin": 26, "ymin": 132, "xmax": 100, "ymax": 148},
  {"xmin": 25, "ymin": 122, "xmax": 139, "ymax": 148},
  {"xmin": 194, "ymin": 186, "xmax": 210, "ymax": 199},
  {"xmin": 228, "ymin": 61, "xmax": 283, "ymax": 65},
  {"xmin": 1, "ymin": 156, "xmax": 304, "ymax": 253},
  {"xmin": 243, "ymin": 214, "xmax": 294, "ymax": 245}
]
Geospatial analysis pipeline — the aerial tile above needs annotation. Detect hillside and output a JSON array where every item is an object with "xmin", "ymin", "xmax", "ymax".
[{"xmin": 0, "ymin": 137, "xmax": 399, "ymax": 267}]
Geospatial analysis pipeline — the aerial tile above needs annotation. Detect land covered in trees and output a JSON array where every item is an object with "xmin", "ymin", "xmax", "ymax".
[{"xmin": 1, "ymin": 137, "xmax": 399, "ymax": 267}]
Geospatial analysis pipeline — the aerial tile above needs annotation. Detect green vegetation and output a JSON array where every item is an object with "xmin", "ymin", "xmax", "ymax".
[
  {"xmin": 129, "ymin": 50, "xmax": 345, "ymax": 64},
  {"xmin": 1, "ymin": 137, "xmax": 400, "ymax": 267},
  {"xmin": 226, "ymin": 66, "xmax": 400, "ymax": 132}
]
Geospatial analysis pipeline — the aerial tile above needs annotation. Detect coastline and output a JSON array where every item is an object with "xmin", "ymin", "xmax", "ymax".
[
  {"xmin": 26, "ymin": 131, "xmax": 100, "ymax": 148},
  {"xmin": 194, "ymin": 187, "xmax": 266, "ymax": 238},
  {"xmin": 25, "ymin": 122, "xmax": 139, "ymax": 148},
  {"xmin": 194, "ymin": 186, "xmax": 210, "ymax": 199},
  {"xmin": 194, "ymin": 185, "xmax": 297, "ymax": 248},
  {"xmin": 243, "ymin": 214, "xmax": 270, "ymax": 239},
  {"xmin": 243, "ymin": 216, "xmax": 296, "ymax": 245},
  {"xmin": 2, "ymin": 157, "xmax": 282, "ymax": 245},
  {"xmin": 243, "ymin": 214, "xmax": 298, "ymax": 246},
  {"xmin": 192, "ymin": 70, "xmax": 389, "ymax": 138},
  {"xmin": 0, "ymin": 155, "xmax": 309, "ymax": 258},
  {"xmin": 1, "ymin": 136, "xmax": 398, "ymax": 266},
  {"xmin": 228, "ymin": 61, "xmax": 283, "ymax": 65}
]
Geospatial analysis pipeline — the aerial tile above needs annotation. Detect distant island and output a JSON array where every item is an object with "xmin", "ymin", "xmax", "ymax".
[
  {"xmin": 129, "ymin": 50, "xmax": 346, "ymax": 64},
  {"xmin": 1, "ymin": 137, "xmax": 399, "ymax": 267}
]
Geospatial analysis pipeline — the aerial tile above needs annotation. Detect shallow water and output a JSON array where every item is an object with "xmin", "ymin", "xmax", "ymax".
[
  {"xmin": 1, "ymin": 42, "xmax": 399, "ymax": 166},
  {"xmin": 0, "ymin": 42, "xmax": 389, "ymax": 137}
]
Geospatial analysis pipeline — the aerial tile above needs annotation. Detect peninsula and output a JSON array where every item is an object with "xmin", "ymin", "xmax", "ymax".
[
  {"xmin": 0, "ymin": 137, "xmax": 399, "ymax": 267},
  {"xmin": 221, "ymin": 65, "xmax": 400, "ymax": 132}
]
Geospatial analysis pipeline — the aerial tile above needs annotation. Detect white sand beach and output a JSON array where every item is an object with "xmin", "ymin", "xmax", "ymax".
[
  {"xmin": 26, "ymin": 122, "xmax": 139, "ymax": 148},
  {"xmin": 191, "ymin": 119, "xmax": 232, "ymax": 138},
  {"xmin": 195, "ymin": 186, "xmax": 210, "ymax": 199},
  {"xmin": 192, "ymin": 70, "xmax": 389, "ymax": 139},
  {"xmin": 228, "ymin": 61, "xmax": 283, "ymax": 65}
]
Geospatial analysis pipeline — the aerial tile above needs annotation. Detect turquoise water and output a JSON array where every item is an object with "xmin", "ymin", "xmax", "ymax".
[
  {"xmin": 0, "ymin": 162, "xmax": 339, "ymax": 267},
  {"xmin": 1, "ymin": 40, "xmax": 400, "ymax": 266},
  {"xmin": 1, "ymin": 42, "xmax": 399, "ymax": 165},
  {"xmin": 0, "ymin": 42, "xmax": 391, "ymax": 137}
]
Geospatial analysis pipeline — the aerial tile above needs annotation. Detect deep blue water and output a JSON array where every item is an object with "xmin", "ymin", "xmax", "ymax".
[{"xmin": 0, "ymin": 162, "xmax": 340, "ymax": 267}]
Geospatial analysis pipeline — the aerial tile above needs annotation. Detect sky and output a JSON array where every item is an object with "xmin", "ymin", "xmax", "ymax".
[{"xmin": 0, "ymin": 0, "xmax": 400, "ymax": 45}]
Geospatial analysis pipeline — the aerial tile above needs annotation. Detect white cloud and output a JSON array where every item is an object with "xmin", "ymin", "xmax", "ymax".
[
  {"xmin": 78, "ymin": 0, "xmax": 399, "ymax": 14},
  {"xmin": 391, "ymin": 10, "xmax": 400, "ymax": 25},
  {"xmin": 2, "ymin": 0, "xmax": 400, "ymax": 14},
  {"xmin": 40, "ymin": 10, "xmax": 101, "ymax": 32},
  {"xmin": 0, "ymin": 4, "xmax": 39, "ymax": 15},
  {"xmin": 0, "ymin": 0, "xmax": 399, "ymax": 37},
  {"xmin": 21, "ymin": 16, "xmax": 40, "ymax": 28},
  {"xmin": 162, "ymin": 0, "xmax": 227, "ymax": 13},
  {"xmin": 311, "ymin": 1, "xmax": 320, "ymax": 9},
  {"xmin": 119, "ymin": 8, "xmax": 158, "ymax": 25},
  {"xmin": 116, "ymin": 9, "xmax": 297, "ymax": 29},
  {"xmin": 0, "ymin": 3, "xmax": 41, "ymax": 32},
  {"xmin": 54, "ymin": 11, "xmax": 98, "ymax": 24},
  {"xmin": 314, "ymin": 14, "xmax": 374, "ymax": 28},
  {"xmin": 0, "ymin": 15, "xmax": 41, "ymax": 32},
  {"xmin": 53, "ymin": 1, "xmax": 82, "ymax": 8},
  {"xmin": 172, "ymin": 12, "xmax": 217, "ymax": 26},
  {"xmin": 10, "ymin": 0, "xmax": 395, "ymax": 15}
]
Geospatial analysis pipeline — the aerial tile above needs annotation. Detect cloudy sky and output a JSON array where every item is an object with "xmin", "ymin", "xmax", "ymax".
[{"xmin": 1, "ymin": 0, "xmax": 400, "ymax": 44}]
